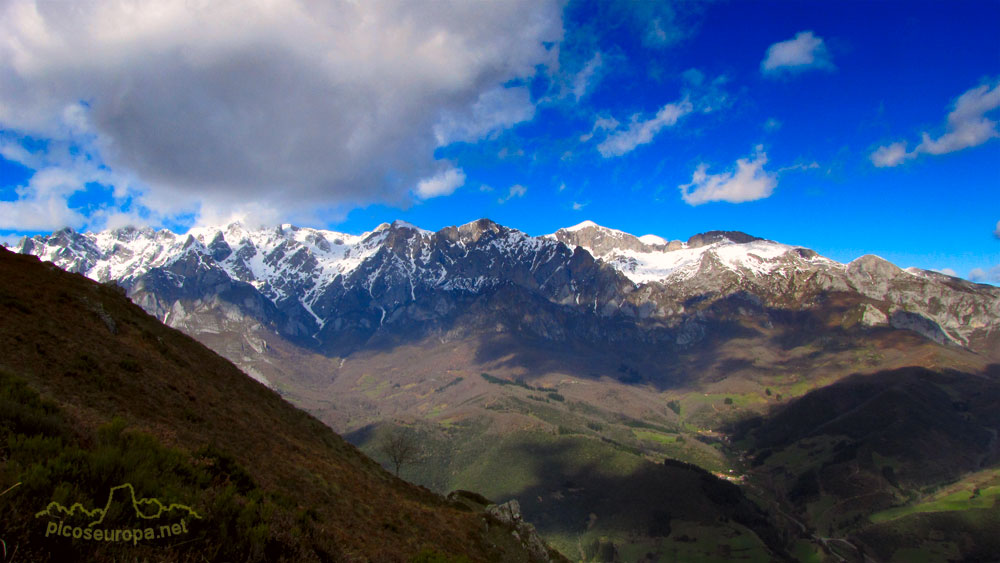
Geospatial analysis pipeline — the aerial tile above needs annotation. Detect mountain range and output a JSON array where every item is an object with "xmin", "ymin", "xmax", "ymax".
[{"xmin": 10, "ymin": 219, "xmax": 998, "ymax": 363}]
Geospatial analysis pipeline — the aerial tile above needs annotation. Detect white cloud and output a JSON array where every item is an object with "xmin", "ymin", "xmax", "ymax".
[
  {"xmin": 682, "ymin": 69, "xmax": 730, "ymax": 113},
  {"xmin": 870, "ymin": 141, "xmax": 911, "ymax": 167},
  {"xmin": 777, "ymin": 161, "xmax": 820, "ymax": 173},
  {"xmin": 498, "ymin": 184, "xmax": 527, "ymax": 204},
  {"xmin": 95, "ymin": 211, "xmax": 151, "ymax": 231},
  {"xmin": 995, "ymin": 220, "xmax": 1000, "ymax": 239},
  {"xmin": 415, "ymin": 167, "xmax": 466, "ymax": 199},
  {"xmin": 0, "ymin": 165, "xmax": 94, "ymax": 231},
  {"xmin": 497, "ymin": 147, "xmax": 525, "ymax": 159},
  {"xmin": 0, "ymin": 126, "xmax": 142, "ymax": 231},
  {"xmin": 0, "ymin": 195, "xmax": 86, "ymax": 232},
  {"xmin": 572, "ymin": 201, "xmax": 587, "ymax": 211},
  {"xmin": 193, "ymin": 201, "xmax": 292, "ymax": 231},
  {"xmin": 434, "ymin": 86, "xmax": 537, "ymax": 146},
  {"xmin": 871, "ymin": 79, "xmax": 1000, "ymax": 166},
  {"xmin": 916, "ymin": 80, "xmax": 1000, "ymax": 154},
  {"xmin": 761, "ymin": 31, "xmax": 834, "ymax": 75},
  {"xmin": 0, "ymin": 233, "xmax": 25, "ymax": 248},
  {"xmin": 537, "ymin": 49, "xmax": 609, "ymax": 106},
  {"xmin": 596, "ymin": 100, "xmax": 693, "ymax": 157},
  {"xmin": 679, "ymin": 146, "xmax": 777, "ymax": 206},
  {"xmin": 969, "ymin": 266, "xmax": 1000, "ymax": 283},
  {"xmin": 580, "ymin": 69, "xmax": 724, "ymax": 157},
  {"xmin": 644, "ymin": 17, "xmax": 679, "ymax": 48},
  {"xmin": 934, "ymin": 268, "xmax": 958, "ymax": 277},
  {"xmin": 0, "ymin": 0, "xmax": 562, "ymax": 228},
  {"xmin": 580, "ymin": 116, "xmax": 619, "ymax": 142},
  {"xmin": 572, "ymin": 52, "xmax": 604, "ymax": 101},
  {"xmin": 640, "ymin": 6, "xmax": 688, "ymax": 49},
  {"xmin": 764, "ymin": 118, "xmax": 782, "ymax": 131}
]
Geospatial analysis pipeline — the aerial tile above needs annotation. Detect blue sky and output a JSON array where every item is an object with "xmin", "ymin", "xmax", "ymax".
[{"xmin": 0, "ymin": 0, "xmax": 997, "ymax": 282}]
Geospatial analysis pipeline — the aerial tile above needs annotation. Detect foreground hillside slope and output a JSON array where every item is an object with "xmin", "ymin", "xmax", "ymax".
[{"xmin": 0, "ymin": 247, "xmax": 563, "ymax": 562}]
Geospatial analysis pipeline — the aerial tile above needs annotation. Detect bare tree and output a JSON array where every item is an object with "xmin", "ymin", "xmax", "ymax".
[{"xmin": 377, "ymin": 426, "xmax": 421, "ymax": 477}]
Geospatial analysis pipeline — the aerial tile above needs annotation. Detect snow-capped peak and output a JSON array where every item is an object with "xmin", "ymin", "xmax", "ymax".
[
  {"xmin": 563, "ymin": 220, "xmax": 600, "ymax": 232},
  {"xmin": 556, "ymin": 220, "xmax": 635, "ymax": 238},
  {"xmin": 389, "ymin": 220, "xmax": 432, "ymax": 235}
]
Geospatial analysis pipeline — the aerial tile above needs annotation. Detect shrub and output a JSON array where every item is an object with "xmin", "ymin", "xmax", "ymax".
[
  {"xmin": 435, "ymin": 377, "xmax": 463, "ymax": 393},
  {"xmin": 480, "ymin": 373, "xmax": 533, "ymax": 390},
  {"xmin": 667, "ymin": 400, "xmax": 682, "ymax": 415},
  {"xmin": 1, "ymin": 370, "xmax": 308, "ymax": 563}
]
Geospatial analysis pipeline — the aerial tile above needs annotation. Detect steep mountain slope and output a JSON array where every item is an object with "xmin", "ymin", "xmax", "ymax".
[{"xmin": 0, "ymin": 247, "xmax": 564, "ymax": 562}]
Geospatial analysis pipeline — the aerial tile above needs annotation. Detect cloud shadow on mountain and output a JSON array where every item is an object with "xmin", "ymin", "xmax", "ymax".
[
  {"xmin": 480, "ymin": 436, "xmax": 792, "ymax": 561},
  {"xmin": 309, "ymin": 286, "xmax": 976, "ymax": 394}
]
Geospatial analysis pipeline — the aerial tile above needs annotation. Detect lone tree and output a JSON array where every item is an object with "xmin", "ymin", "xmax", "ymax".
[{"xmin": 377, "ymin": 426, "xmax": 422, "ymax": 477}]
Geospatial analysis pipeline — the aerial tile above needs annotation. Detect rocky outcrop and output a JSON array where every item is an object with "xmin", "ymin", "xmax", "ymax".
[
  {"xmin": 551, "ymin": 221, "xmax": 661, "ymax": 256},
  {"xmin": 686, "ymin": 230, "xmax": 764, "ymax": 248},
  {"xmin": 859, "ymin": 303, "xmax": 889, "ymax": 327},
  {"xmin": 485, "ymin": 500, "xmax": 558, "ymax": 562}
]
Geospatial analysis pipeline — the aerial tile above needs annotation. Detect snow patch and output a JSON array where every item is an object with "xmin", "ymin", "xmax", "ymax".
[
  {"xmin": 391, "ymin": 220, "xmax": 433, "ymax": 235},
  {"xmin": 713, "ymin": 241, "xmax": 792, "ymax": 276},
  {"xmin": 593, "ymin": 239, "xmax": 795, "ymax": 284},
  {"xmin": 563, "ymin": 220, "xmax": 599, "ymax": 232}
]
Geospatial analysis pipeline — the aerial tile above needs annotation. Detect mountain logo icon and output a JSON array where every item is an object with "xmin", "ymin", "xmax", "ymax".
[{"xmin": 35, "ymin": 483, "xmax": 201, "ymax": 528}]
